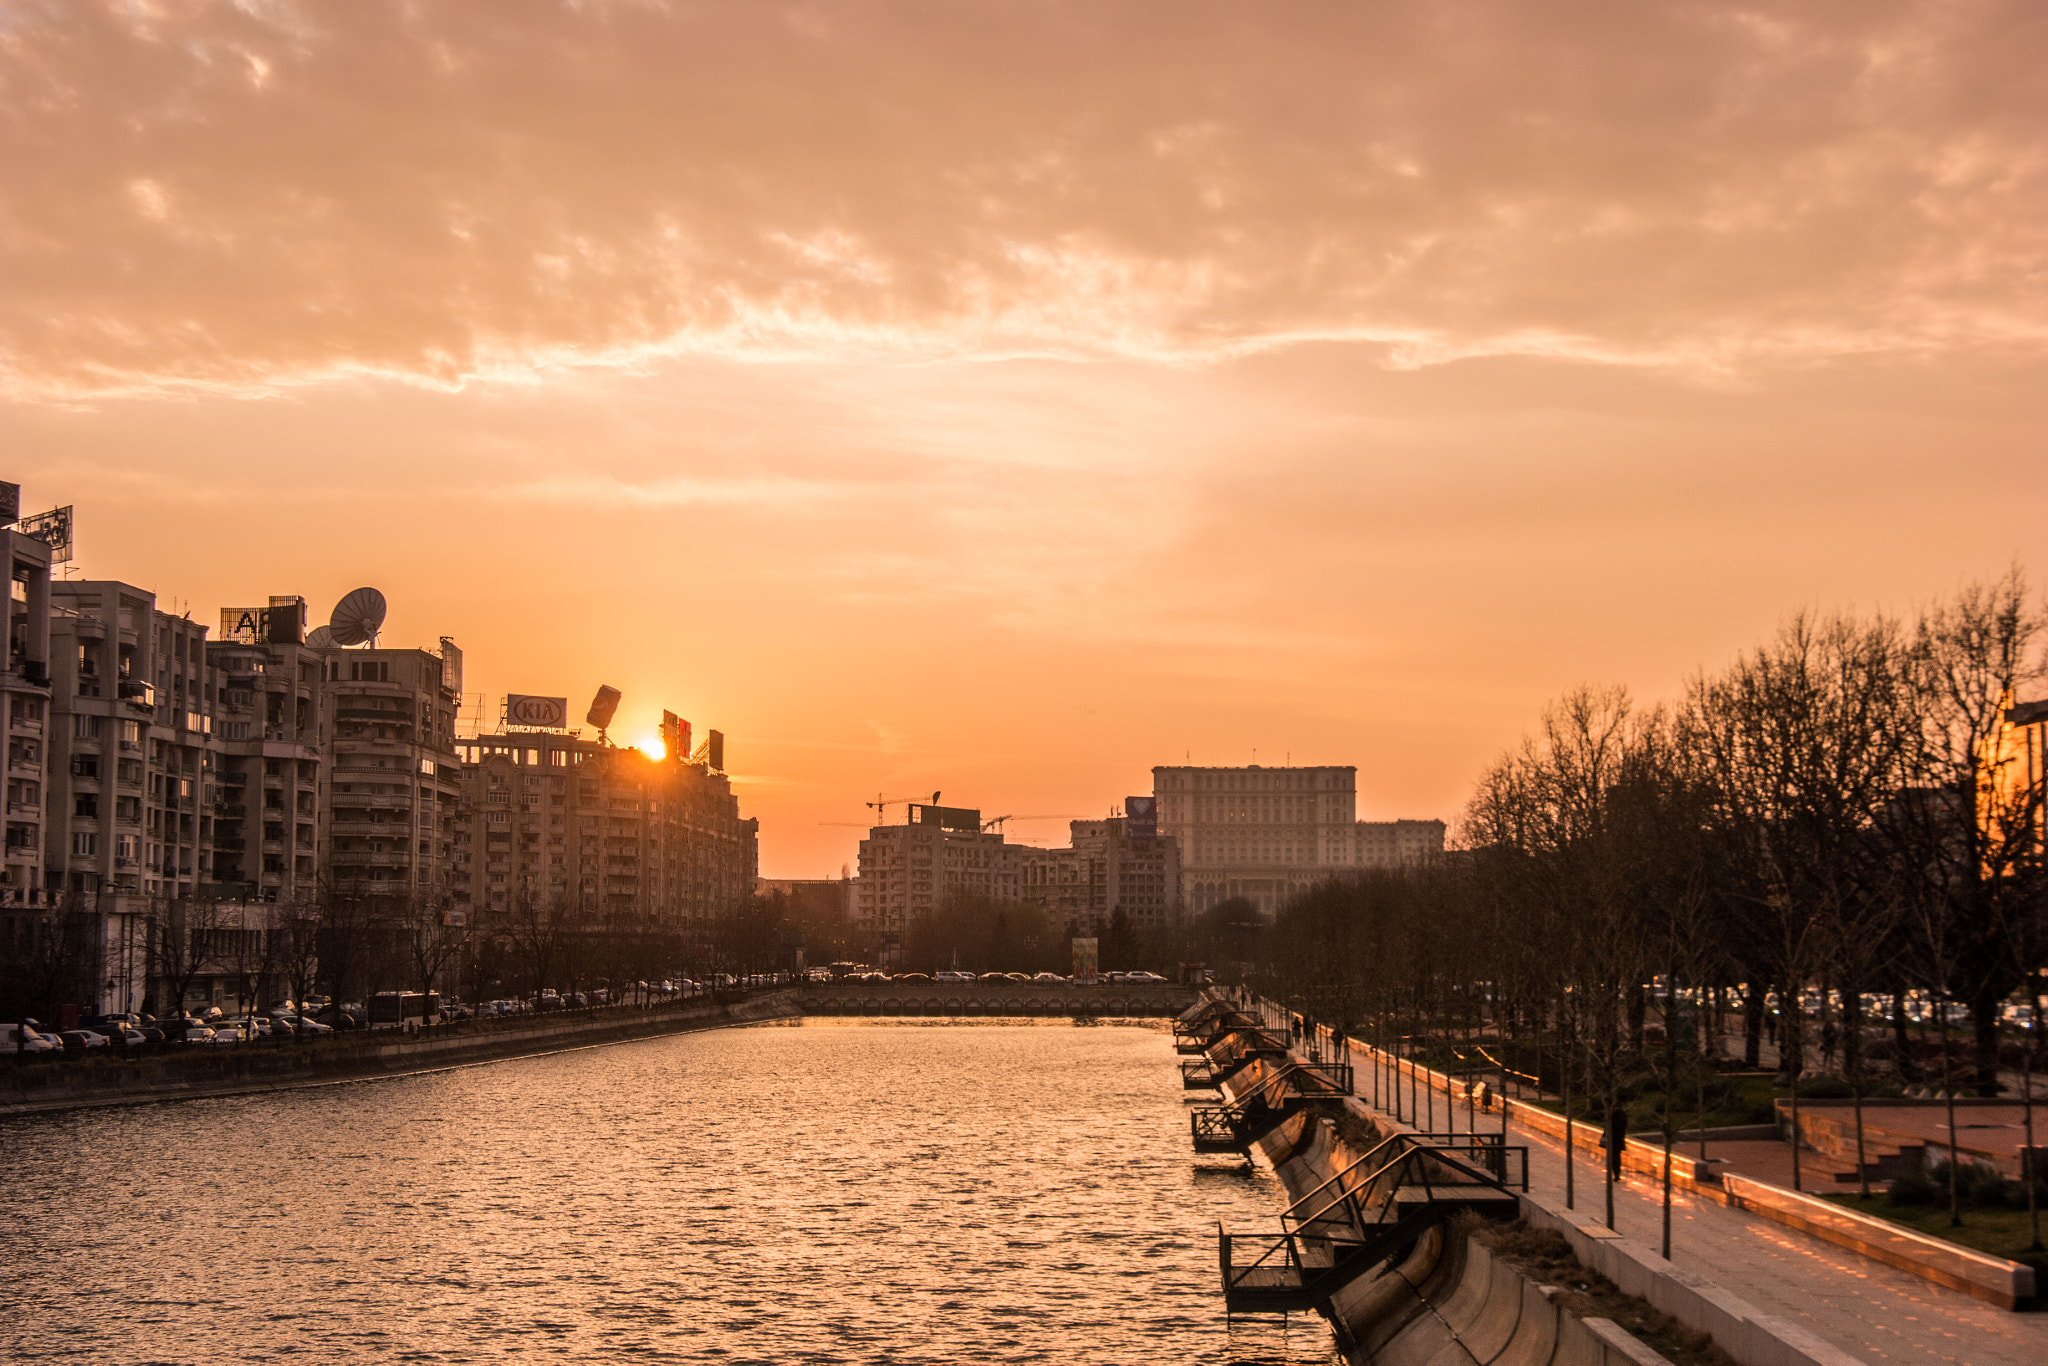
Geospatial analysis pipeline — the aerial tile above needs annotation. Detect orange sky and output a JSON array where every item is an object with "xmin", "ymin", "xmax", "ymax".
[{"xmin": 5, "ymin": 1, "xmax": 2043, "ymax": 877}]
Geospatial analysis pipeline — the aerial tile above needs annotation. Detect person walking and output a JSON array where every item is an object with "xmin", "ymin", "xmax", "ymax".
[{"xmin": 1604, "ymin": 1104, "xmax": 1629, "ymax": 1181}]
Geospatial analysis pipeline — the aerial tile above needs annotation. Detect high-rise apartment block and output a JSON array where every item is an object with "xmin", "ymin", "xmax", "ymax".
[
  {"xmin": 205, "ymin": 597, "xmax": 324, "ymax": 902},
  {"xmin": 855, "ymin": 807, "xmax": 1019, "ymax": 934},
  {"xmin": 854, "ymin": 805, "xmax": 1184, "ymax": 935},
  {"xmin": 46, "ymin": 581, "xmax": 222, "ymax": 901},
  {"xmin": 319, "ymin": 641, "xmax": 465, "ymax": 907},
  {"xmin": 451, "ymin": 729, "xmax": 757, "ymax": 930},
  {"xmin": 1152, "ymin": 764, "xmax": 1444, "ymax": 917},
  {"xmin": 1018, "ymin": 818, "xmax": 1181, "ymax": 931},
  {"xmin": 3, "ymin": 526, "xmax": 53, "ymax": 909}
]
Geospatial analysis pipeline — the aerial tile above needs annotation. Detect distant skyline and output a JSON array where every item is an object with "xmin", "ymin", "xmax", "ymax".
[{"xmin": 5, "ymin": 2, "xmax": 2043, "ymax": 878}]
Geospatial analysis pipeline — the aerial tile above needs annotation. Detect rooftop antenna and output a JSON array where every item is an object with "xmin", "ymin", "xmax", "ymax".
[
  {"xmin": 327, "ymin": 587, "xmax": 387, "ymax": 648},
  {"xmin": 305, "ymin": 625, "xmax": 336, "ymax": 651}
]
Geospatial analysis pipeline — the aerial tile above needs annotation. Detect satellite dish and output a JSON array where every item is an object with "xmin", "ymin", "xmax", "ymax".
[
  {"xmin": 304, "ymin": 625, "xmax": 336, "ymax": 651},
  {"xmin": 328, "ymin": 587, "xmax": 387, "ymax": 648}
]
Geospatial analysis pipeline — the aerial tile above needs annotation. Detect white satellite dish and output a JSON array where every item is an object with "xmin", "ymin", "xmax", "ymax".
[
  {"xmin": 328, "ymin": 587, "xmax": 388, "ymax": 648},
  {"xmin": 304, "ymin": 625, "xmax": 336, "ymax": 651}
]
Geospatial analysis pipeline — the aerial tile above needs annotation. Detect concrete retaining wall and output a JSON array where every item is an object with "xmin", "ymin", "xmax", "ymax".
[
  {"xmin": 0, "ymin": 992, "xmax": 802, "ymax": 1117},
  {"xmin": 1717, "ymin": 1173, "xmax": 2035, "ymax": 1309},
  {"xmin": 1232, "ymin": 1053, "xmax": 1682, "ymax": 1365},
  {"xmin": 1236, "ymin": 1010, "xmax": 1893, "ymax": 1364}
]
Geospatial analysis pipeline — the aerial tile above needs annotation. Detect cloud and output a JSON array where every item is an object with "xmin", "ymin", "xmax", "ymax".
[{"xmin": 2, "ymin": 0, "xmax": 2040, "ymax": 395}]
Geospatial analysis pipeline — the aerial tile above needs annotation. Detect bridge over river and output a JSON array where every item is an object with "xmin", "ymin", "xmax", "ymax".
[{"xmin": 793, "ymin": 980, "xmax": 1197, "ymax": 1017}]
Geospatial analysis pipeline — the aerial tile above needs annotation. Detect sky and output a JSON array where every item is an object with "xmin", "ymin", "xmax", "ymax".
[{"xmin": 4, "ymin": 0, "xmax": 2043, "ymax": 878}]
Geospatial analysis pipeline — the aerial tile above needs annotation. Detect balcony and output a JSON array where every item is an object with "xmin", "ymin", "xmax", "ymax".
[{"xmin": 331, "ymin": 849, "xmax": 414, "ymax": 867}]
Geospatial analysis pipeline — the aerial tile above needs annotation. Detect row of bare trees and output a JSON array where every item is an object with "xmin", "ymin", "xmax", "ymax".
[{"xmin": 1254, "ymin": 570, "xmax": 2045, "ymax": 1243}]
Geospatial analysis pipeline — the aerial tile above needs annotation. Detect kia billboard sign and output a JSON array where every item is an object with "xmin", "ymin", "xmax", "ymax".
[{"xmin": 506, "ymin": 694, "xmax": 570, "ymax": 729}]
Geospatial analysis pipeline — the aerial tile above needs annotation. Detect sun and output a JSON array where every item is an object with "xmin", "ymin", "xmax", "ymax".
[{"xmin": 637, "ymin": 732, "xmax": 666, "ymax": 760}]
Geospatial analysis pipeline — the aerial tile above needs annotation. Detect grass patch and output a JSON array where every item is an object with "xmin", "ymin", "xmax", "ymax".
[
  {"xmin": 1515, "ymin": 1073, "xmax": 1781, "ymax": 1133},
  {"xmin": 1464, "ymin": 1216, "xmax": 1736, "ymax": 1366},
  {"xmin": 1824, "ymin": 1193, "xmax": 2048, "ymax": 1273}
]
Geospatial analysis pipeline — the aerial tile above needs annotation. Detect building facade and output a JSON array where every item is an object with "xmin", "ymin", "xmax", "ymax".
[
  {"xmin": 1018, "ymin": 817, "xmax": 1182, "ymax": 931},
  {"xmin": 318, "ymin": 641, "xmax": 466, "ymax": 909},
  {"xmin": 854, "ymin": 808, "xmax": 1022, "ymax": 934},
  {"xmin": 3, "ymin": 526, "xmax": 52, "ymax": 908},
  {"xmin": 1152, "ymin": 764, "xmax": 1444, "ymax": 916},
  {"xmin": 206, "ymin": 597, "xmax": 325, "ymax": 903},
  {"xmin": 45, "ymin": 581, "xmax": 222, "ymax": 902},
  {"xmin": 451, "ymin": 729, "xmax": 757, "ymax": 933}
]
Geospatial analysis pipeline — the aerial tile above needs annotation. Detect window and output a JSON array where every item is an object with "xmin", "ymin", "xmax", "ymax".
[
  {"xmin": 70, "ymin": 753, "xmax": 99, "ymax": 778},
  {"xmin": 74, "ymin": 792, "xmax": 98, "ymax": 818},
  {"xmin": 72, "ymin": 714, "xmax": 103, "ymax": 739},
  {"xmin": 72, "ymin": 831, "xmax": 98, "ymax": 856}
]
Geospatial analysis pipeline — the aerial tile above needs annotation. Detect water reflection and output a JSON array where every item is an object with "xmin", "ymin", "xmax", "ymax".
[{"xmin": 2, "ymin": 1019, "xmax": 1332, "ymax": 1365}]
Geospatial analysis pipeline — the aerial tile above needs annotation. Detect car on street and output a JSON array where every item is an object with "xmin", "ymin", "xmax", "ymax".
[
  {"xmin": 1124, "ymin": 971, "xmax": 1168, "ymax": 983},
  {"xmin": 1032, "ymin": 972, "xmax": 1066, "ymax": 984},
  {"xmin": 116, "ymin": 1028, "xmax": 149, "ymax": 1047},
  {"xmin": 11, "ymin": 1026, "xmax": 61, "ymax": 1053},
  {"xmin": 59, "ymin": 1029, "xmax": 111, "ymax": 1050}
]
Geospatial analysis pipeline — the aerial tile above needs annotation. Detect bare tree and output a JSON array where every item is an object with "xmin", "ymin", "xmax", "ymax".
[{"xmin": 1689, "ymin": 611, "xmax": 1912, "ymax": 1190}]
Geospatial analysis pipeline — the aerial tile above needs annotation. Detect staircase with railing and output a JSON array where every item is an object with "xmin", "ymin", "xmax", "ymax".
[{"xmin": 1217, "ymin": 1131, "xmax": 1526, "ymax": 1317}]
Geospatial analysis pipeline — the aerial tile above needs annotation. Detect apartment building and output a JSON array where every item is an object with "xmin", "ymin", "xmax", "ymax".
[
  {"xmin": 451, "ymin": 728, "xmax": 757, "ymax": 931},
  {"xmin": 3, "ymin": 526, "xmax": 52, "ymax": 908},
  {"xmin": 318, "ymin": 641, "xmax": 466, "ymax": 909},
  {"xmin": 1152, "ymin": 764, "xmax": 1444, "ymax": 917},
  {"xmin": 854, "ymin": 807, "xmax": 1021, "ymax": 934},
  {"xmin": 45, "ymin": 581, "xmax": 222, "ymax": 901},
  {"xmin": 205, "ymin": 597, "xmax": 325, "ymax": 902},
  {"xmin": 1353, "ymin": 818, "xmax": 1448, "ymax": 869},
  {"xmin": 1018, "ymin": 817, "xmax": 1181, "ymax": 931}
]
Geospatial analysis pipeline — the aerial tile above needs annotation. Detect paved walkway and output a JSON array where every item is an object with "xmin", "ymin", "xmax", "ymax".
[{"xmin": 1331, "ymin": 1036, "xmax": 2048, "ymax": 1366}]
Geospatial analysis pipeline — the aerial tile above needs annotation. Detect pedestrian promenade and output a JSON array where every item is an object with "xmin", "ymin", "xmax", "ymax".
[{"xmin": 1329, "ymin": 1032, "xmax": 2048, "ymax": 1366}]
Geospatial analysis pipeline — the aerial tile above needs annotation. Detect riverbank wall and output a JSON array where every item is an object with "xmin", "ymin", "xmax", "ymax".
[
  {"xmin": 1195, "ymin": 995, "xmax": 1867, "ymax": 1366},
  {"xmin": 0, "ymin": 991, "xmax": 802, "ymax": 1119}
]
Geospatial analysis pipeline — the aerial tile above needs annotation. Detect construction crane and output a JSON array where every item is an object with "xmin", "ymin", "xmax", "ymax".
[{"xmin": 981, "ymin": 814, "xmax": 1081, "ymax": 832}]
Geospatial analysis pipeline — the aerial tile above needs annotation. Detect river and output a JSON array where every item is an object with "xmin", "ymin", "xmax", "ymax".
[{"xmin": 1, "ymin": 1019, "xmax": 1332, "ymax": 1365}]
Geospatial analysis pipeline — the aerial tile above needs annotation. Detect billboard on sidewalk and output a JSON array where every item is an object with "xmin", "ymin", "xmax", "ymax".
[{"xmin": 1072, "ymin": 937, "xmax": 1098, "ymax": 983}]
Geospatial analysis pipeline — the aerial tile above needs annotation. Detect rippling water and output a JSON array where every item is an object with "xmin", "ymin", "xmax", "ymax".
[{"xmin": 2, "ymin": 1019, "xmax": 1333, "ymax": 1365}]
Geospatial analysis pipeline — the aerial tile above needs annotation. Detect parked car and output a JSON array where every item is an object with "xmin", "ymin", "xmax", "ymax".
[
  {"xmin": 1032, "ymin": 972, "xmax": 1066, "ymax": 984},
  {"xmin": 895, "ymin": 972, "xmax": 931, "ymax": 983},
  {"xmin": 116, "ymin": 1028, "xmax": 149, "ymax": 1047},
  {"xmin": 934, "ymin": 970, "xmax": 976, "ymax": 983},
  {"xmin": 13, "ymin": 1026, "xmax": 60, "ymax": 1054},
  {"xmin": 1124, "ymin": 971, "xmax": 1168, "ymax": 983},
  {"xmin": 60, "ymin": 1029, "xmax": 111, "ymax": 1050}
]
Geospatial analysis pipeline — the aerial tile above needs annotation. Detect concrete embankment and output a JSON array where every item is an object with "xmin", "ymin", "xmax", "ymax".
[
  {"xmin": 0, "ymin": 992, "xmax": 801, "ymax": 1119},
  {"xmin": 1189, "ymin": 994, "xmax": 1866, "ymax": 1366},
  {"xmin": 1215, "ymin": 1053, "xmax": 1690, "ymax": 1366}
]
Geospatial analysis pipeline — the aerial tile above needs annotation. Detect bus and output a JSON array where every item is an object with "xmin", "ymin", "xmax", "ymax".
[{"xmin": 368, "ymin": 991, "xmax": 441, "ymax": 1029}]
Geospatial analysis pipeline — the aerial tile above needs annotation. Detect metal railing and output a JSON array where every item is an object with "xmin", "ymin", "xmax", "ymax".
[{"xmin": 1220, "ymin": 1134, "xmax": 1526, "ymax": 1315}]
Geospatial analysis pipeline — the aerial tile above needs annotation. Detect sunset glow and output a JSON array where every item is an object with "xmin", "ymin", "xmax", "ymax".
[{"xmin": 3, "ymin": 0, "xmax": 2042, "ymax": 877}]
